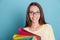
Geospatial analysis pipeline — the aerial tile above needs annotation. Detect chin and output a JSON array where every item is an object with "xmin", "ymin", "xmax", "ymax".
[{"xmin": 32, "ymin": 20, "xmax": 38, "ymax": 23}]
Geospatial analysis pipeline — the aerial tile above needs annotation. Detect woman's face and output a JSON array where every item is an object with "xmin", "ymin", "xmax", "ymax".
[{"xmin": 29, "ymin": 5, "xmax": 40, "ymax": 23}]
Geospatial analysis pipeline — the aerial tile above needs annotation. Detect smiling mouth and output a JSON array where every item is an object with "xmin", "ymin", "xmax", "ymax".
[{"xmin": 32, "ymin": 18, "xmax": 36, "ymax": 20}]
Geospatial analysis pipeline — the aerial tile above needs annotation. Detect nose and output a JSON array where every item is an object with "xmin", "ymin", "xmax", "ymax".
[{"xmin": 33, "ymin": 13, "xmax": 36, "ymax": 17}]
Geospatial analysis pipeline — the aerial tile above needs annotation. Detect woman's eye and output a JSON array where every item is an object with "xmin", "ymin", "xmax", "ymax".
[
  {"xmin": 36, "ymin": 12, "xmax": 40, "ymax": 13},
  {"xmin": 30, "ymin": 12, "xmax": 33, "ymax": 13},
  {"xmin": 29, "ymin": 12, "xmax": 33, "ymax": 14},
  {"xmin": 29, "ymin": 11, "xmax": 40, "ymax": 15}
]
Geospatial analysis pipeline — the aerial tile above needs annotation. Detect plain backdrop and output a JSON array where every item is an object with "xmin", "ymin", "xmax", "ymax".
[{"xmin": 0, "ymin": 0, "xmax": 60, "ymax": 40}]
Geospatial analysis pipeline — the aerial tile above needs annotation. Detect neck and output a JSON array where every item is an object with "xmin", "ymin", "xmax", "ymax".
[
  {"xmin": 31, "ymin": 22, "xmax": 40, "ymax": 28},
  {"xmin": 28, "ymin": 22, "xmax": 41, "ymax": 31}
]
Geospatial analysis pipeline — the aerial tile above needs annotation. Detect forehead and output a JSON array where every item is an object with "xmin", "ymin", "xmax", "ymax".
[{"xmin": 29, "ymin": 5, "xmax": 40, "ymax": 12}]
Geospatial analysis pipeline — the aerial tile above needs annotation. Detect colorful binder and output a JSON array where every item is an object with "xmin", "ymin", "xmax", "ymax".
[{"xmin": 18, "ymin": 28, "xmax": 41, "ymax": 40}]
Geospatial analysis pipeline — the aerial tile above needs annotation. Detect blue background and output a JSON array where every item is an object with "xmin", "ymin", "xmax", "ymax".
[{"xmin": 0, "ymin": 0, "xmax": 60, "ymax": 40}]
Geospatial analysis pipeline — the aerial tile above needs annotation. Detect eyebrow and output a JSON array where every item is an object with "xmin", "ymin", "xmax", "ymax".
[{"xmin": 29, "ymin": 11, "xmax": 40, "ymax": 12}]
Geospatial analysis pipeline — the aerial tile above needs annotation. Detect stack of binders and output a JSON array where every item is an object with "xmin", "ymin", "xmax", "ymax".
[{"xmin": 13, "ymin": 28, "xmax": 41, "ymax": 40}]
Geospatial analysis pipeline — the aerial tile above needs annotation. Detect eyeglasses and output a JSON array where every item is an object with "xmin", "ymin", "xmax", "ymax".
[{"xmin": 29, "ymin": 11, "xmax": 40, "ymax": 15}]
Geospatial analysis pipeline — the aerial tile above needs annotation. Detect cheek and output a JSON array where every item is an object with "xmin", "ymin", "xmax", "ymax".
[
  {"xmin": 29, "ymin": 15, "xmax": 33, "ymax": 19},
  {"xmin": 36, "ymin": 15, "xmax": 40, "ymax": 19}
]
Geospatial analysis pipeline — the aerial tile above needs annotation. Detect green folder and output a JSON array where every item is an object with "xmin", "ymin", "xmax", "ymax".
[{"xmin": 18, "ymin": 36, "xmax": 34, "ymax": 40}]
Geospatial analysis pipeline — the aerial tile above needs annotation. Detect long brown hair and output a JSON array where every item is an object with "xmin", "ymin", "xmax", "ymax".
[{"xmin": 25, "ymin": 2, "xmax": 46, "ymax": 27}]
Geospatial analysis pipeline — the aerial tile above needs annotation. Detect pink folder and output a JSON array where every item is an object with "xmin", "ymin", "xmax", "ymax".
[{"xmin": 18, "ymin": 28, "xmax": 41, "ymax": 40}]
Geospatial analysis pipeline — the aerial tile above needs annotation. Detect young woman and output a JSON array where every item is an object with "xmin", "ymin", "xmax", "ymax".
[{"xmin": 18, "ymin": 2, "xmax": 55, "ymax": 40}]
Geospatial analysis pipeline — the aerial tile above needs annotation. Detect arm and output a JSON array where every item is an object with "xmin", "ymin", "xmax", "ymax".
[{"xmin": 48, "ymin": 24, "xmax": 55, "ymax": 40}]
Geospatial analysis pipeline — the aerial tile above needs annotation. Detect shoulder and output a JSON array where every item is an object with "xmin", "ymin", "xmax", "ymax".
[
  {"xmin": 43, "ymin": 24, "xmax": 53, "ymax": 31},
  {"xmin": 23, "ymin": 27, "xmax": 29, "ymax": 30},
  {"xmin": 45, "ymin": 24, "xmax": 54, "ymax": 32},
  {"xmin": 43, "ymin": 24, "xmax": 52, "ymax": 28},
  {"xmin": 43, "ymin": 24, "xmax": 52, "ymax": 27}
]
